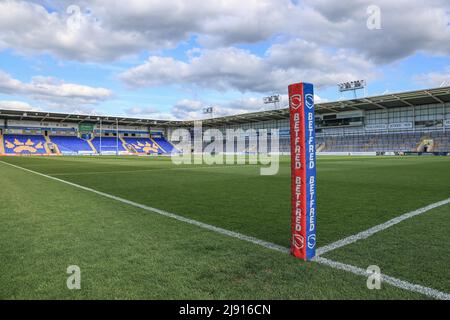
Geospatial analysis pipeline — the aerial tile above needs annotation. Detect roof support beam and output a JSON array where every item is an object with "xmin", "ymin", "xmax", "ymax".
[
  {"xmin": 60, "ymin": 114, "xmax": 72, "ymax": 123},
  {"xmin": 334, "ymin": 101, "xmax": 361, "ymax": 111},
  {"xmin": 40, "ymin": 113, "xmax": 50, "ymax": 122},
  {"xmin": 362, "ymin": 99, "xmax": 387, "ymax": 110},
  {"xmin": 425, "ymin": 91, "xmax": 445, "ymax": 104},
  {"xmin": 392, "ymin": 95, "xmax": 415, "ymax": 107}
]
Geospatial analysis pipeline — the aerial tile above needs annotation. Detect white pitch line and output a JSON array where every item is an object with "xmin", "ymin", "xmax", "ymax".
[
  {"xmin": 314, "ymin": 257, "xmax": 450, "ymax": 300},
  {"xmin": 1, "ymin": 160, "xmax": 449, "ymax": 300},
  {"xmin": 316, "ymin": 197, "xmax": 450, "ymax": 256},
  {"xmin": 0, "ymin": 161, "xmax": 289, "ymax": 255},
  {"xmin": 48, "ymin": 164, "xmax": 259, "ymax": 176}
]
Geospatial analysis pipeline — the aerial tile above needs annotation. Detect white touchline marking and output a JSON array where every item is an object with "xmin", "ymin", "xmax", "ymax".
[
  {"xmin": 48, "ymin": 164, "xmax": 259, "ymax": 176},
  {"xmin": 0, "ymin": 161, "xmax": 289, "ymax": 254},
  {"xmin": 1, "ymin": 159, "xmax": 449, "ymax": 300},
  {"xmin": 316, "ymin": 197, "xmax": 450, "ymax": 256},
  {"xmin": 313, "ymin": 257, "xmax": 450, "ymax": 300}
]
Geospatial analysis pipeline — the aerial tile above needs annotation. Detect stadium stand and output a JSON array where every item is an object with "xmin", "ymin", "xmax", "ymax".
[
  {"xmin": 3, "ymin": 135, "xmax": 48, "ymax": 155},
  {"xmin": 316, "ymin": 131, "xmax": 450, "ymax": 153},
  {"xmin": 0, "ymin": 133, "xmax": 176, "ymax": 155},
  {"xmin": 0, "ymin": 86, "xmax": 449, "ymax": 156},
  {"xmin": 49, "ymin": 136, "xmax": 95, "ymax": 154},
  {"xmin": 123, "ymin": 137, "xmax": 164, "ymax": 154},
  {"xmin": 0, "ymin": 133, "xmax": 4, "ymax": 155},
  {"xmin": 421, "ymin": 131, "xmax": 450, "ymax": 152},
  {"xmin": 91, "ymin": 137, "xmax": 126, "ymax": 154},
  {"xmin": 152, "ymin": 137, "xmax": 175, "ymax": 153},
  {"xmin": 45, "ymin": 136, "xmax": 61, "ymax": 155},
  {"xmin": 87, "ymin": 139, "xmax": 98, "ymax": 153},
  {"xmin": 234, "ymin": 131, "xmax": 450, "ymax": 154}
]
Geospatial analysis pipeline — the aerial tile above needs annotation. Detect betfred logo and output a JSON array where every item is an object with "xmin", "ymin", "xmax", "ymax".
[
  {"xmin": 292, "ymin": 234, "xmax": 304, "ymax": 249},
  {"xmin": 290, "ymin": 94, "xmax": 302, "ymax": 110},
  {"xmin": 305, "ymin": 94, "xmax": 314, "ymax": 109},
  {"xmin": 307, "ymin": 234, "xmax": 316, "ymax": 249}
]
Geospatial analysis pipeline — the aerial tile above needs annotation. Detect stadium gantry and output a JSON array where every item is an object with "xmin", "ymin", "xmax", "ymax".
[{"xmin": 1, "ymin": 86, "xmax": 450, "ymax": 156}]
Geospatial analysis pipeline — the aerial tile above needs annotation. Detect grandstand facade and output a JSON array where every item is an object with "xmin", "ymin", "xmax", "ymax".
[
  {"xmin": 0, "ymin": 114, "xmax": 175, "ymax": 156},
  {"xmin": 1, "ymin": 86, "xmax": 450, "ymax": 155},
  {"xmin": 179, "ymin": 86, "xmax": 450, "ymax": 155}
]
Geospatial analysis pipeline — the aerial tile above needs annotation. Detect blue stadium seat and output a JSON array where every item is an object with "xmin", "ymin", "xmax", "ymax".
[
  {"xmin": 123, "ymin": 137, "xmax": 165, "ymax": 154},
  {"xmin": 50, "ymin": 136, "xmax": 94, "ymax": 154},
  {"xmin": 91, "ymin": 137, "xmax": 126, "ymax": 153},
  {"xmin": 3, "ymin": 135, "xmax": 47, "ymax": 155},
  {"xmin": 153, "ymin": 137, "xmax": 175, "ymax": 153}
]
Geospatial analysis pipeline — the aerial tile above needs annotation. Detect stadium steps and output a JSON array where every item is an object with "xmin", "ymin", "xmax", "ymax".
[
  {"xmin": 43, "ymin": 139, "xmax": 51, "ymax": 154},
  {"xmin": 44, "ymin": 136, "xmax": 58, "ymax": 154},
  {"xmin": 125, "ymin": 144, "xmax": 138, "ymax": 154},
  {"xmin": 44, "ymin": 136, "xmax": 61, "ymax": 156},
  {"xmin": 120, "ymin": 137, "xmax": 138, "ymax": 154},
  {"xmin": 119, "ymin": 137, "xmax": 130, "ymax": 153},
  {"xmin": 0, "ymin": 133, "xmax": 4, "ymax": 155},
  {"xmin": 87, "ymin": 138, "xmax": 98, "ymax": 154},
  {"xmin": 416, "ymin": 140, "xmax": 424, "ymax": 152},
  {"xmin": 316, "ymin": 143, "xmax": 326, "ymax": 152},
  {"xmin": 150, "ymin": 138, "xmax": 166, "ymax": 153},
  {"xmin": 427, "ymin": 140, "xmax": 435, "ymax": 152},
  {"xmin": 416, "ymin": 137, "xmax": 433, "ymax": 152}
]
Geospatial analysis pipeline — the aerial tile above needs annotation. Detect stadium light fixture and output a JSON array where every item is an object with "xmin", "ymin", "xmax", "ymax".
[
  {"xmin": 338, "ymin": 80, "xmax": 366, "ymax": 99},
  {"xmin": 263, "ymin": 94, "xmax": 281, "ymax": 109},
  {"xmin": 203, "ymin": 107, "xmax": 214, "ymax": 119}
]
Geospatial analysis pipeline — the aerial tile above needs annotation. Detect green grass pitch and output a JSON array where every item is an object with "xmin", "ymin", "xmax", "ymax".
[{"xmin": 0, "ymin": 155, "xmax": 449, "ymax": 299}]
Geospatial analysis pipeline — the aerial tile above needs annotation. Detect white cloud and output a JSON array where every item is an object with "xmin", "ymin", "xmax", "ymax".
[
  {"xmin": 170, "ymin": 99, "xmax": 206, "ymax": 120},
  {"xmin": 169, "ymin": 98, "xmax": 264, "ymax": 120},
  {"xmin": 120, "ymin": 42, "xmax": 375, "ymax": 93},
  {"xmin": 169, "ymin": 95, "xmax": 282, "ymax": 120},
  {"xmin": 0, "ymin": 0, "xmax": 146, "ymax": 61},
  {"xmin": 1, "ymin": 0, "xmax": 450, "ymax": 119},
  {"xmin": 414, "ymin": 67, "xmax": 450, "ymax": 87},
  {"xmin": 167, "ymin": 92, "xmax": 329, "ymax": 120},
  {"xmin": 124, "ymin": 106, "xmax": 160, "ymax": 116},
  {"xmin": 0, "ymin": 0, "xmax": 450, "ymax": 63},
  {"xmin": 0, "ymin": 70, "xmax": 112, "ymax": 107},
  {"xmin": 119, "ymin": 48, "xmax": 267, "ymax": 92},
  {"xmin": 0, "ymin": 0, "xmax": 295, "ymax": 61},
  {"xmin": 0, "ymin": 100, "xmax": 39, "ymax": 111},
  {"xmin": 1, "ymin": 0, "xmax": 449, "ymax": 64},
  {"xmin": 297, "ymin": 0, "xmax": 450, "ymax": 63}
]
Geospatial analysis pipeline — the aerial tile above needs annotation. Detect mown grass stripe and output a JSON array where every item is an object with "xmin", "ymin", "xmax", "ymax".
[
  {"xmin": 314, "ymin": 257, "xmax": 450, "ymax": 300},
  {"xmin": 316, "ymin": 197, "xmax": 450, "ymax": 256},
  {"xmin": 1, "ymin": 159, "xmax": 449, "ymax": 300}
]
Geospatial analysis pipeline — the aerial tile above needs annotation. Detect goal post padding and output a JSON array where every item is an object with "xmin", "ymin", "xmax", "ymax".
[{"xmin": 288, "ymin": 82, "xmax": 317, "ymax": 261}]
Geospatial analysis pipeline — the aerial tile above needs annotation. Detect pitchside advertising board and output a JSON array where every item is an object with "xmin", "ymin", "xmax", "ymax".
[{"xmin": 288, "ymin": 83, "xmax": 317, "ymax": 261}]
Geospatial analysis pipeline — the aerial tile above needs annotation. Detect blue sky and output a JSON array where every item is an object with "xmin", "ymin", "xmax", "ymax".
[{"xmin": 0, "ymin": 0, "xmax": 449, "ymax": 119}]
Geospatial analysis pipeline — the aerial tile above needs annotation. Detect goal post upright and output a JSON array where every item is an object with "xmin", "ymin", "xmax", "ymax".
[{"xmin": 288, "ymin": 82, "xmax": 317, "ymax": 261}]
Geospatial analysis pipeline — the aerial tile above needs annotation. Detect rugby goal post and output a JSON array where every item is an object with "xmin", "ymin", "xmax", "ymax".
[{"xmin": 289, "ymin": 83, "xmax": 317, "ymax": 261}]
